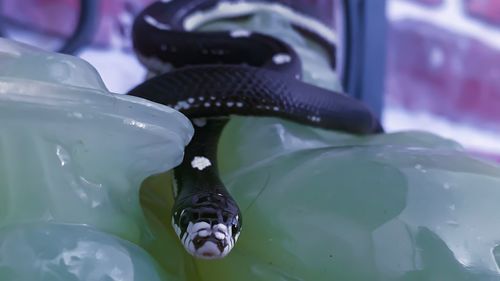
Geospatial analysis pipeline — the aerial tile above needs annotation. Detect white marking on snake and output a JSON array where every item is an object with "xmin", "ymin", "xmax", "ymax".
[
  {"xmin": 197, "ymin": 241, "xmax": 220, "ymax": 258},
  {"xmin": 192, "ymin": 118, "xmax": 207, "ymax": 127},
  {"xmin": 186, "ymin": 222, "xmax": 195, "ymax": 234},
  {"xmin": 198, "ymin": 230, "xmax": 210, "ymax": 237},
  {"xmin": 178, "ymin": 222, "xmax": 235, "ymax": 259},
  {"xmin": 174, "ymin": 101, "xmax": 190, "ymax": 110},
  {"xmin": 144, "ymin": 15, "xmax": 171, "ymax": 30},
  {"xmin": 227, "ymin": 102, "xmax": 234, "ymax": 107},
  {"xmin": 312, "ymin": 116, "xmax": 321, "ymax": 122},
  {"xmin": 214, "ymin": 232, "xmax": 226, "ymax": 240},
  {"xmin": 230, "ymin": 29, "xmax": 252, "ymax": 38},
  {"xmin": 215, "ymin": 101, "xmax": 222, "ymax": 107},
  {"xmin": 236, "ymin": 102, "xmax": 244, "ymax": 107},
  {"xmin": 215, "ymin": 224, "xmax": 228, "ymax": 232},
  {"xmin": 273, "ymin": 106, "xmax": 279, "ymax": 111},
  {"xmin": 171, "ymin": 218, "xmax": 181, "ymax": 236},
  {"xmin": 191, "ymin": 156, "xmax": 212, "ymax": 170},
  {"xmin": 191, "ymin": 221, "xmax": 211, "ymax": 233},
  {"xmin": 272, "ymin": 53, "xmax": 292, "ymax": 64},
  {"xmin": 204, "ymin": 102, "xmax": 211, "ymax": 107},
  {"xmin": 187, "ymin": 97, "xmax": 195, "ymax": 103},
  {"xmin": 183, "ymin": 2, "xmax": 337, "ymax": 46}
]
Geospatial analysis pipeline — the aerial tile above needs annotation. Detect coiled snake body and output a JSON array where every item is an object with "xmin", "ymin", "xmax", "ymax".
[{"xmin": 128, "ymin": 0, "xmax": 382, "ymax": 259}]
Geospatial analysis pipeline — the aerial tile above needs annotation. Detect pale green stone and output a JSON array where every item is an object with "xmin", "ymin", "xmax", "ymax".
[
  {"xmin": 0, "ymin": 223, "xmax": 171, "ymax": 281},
  {"xmin": 140, "ymin": 10, "xmax": 500, "ymax": 281},
  {"xmin": 1, "ymin": 7, "xmax": 500, "ymax": 281},
  {"xmin": 0, "ymin": 38, "xmax": 192, "ymax": 281}
]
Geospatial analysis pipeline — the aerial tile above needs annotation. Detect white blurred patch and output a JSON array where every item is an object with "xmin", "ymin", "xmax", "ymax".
[
  {"xmin": 230, "ymin": 29, "xmax": 252, "ymax": 38},
  {"xmin": 184, "ymin": 1, "xmax": 336, "ymax": 45},
  {"xmin": 191, "ymin": 156, "xmax": 212, "ymax": 170},
  {"xmin": 272, "ymin": 53, "xmax": 291, "ymax": 64},
  {"xmin": 144, "ymin": 15, "xmax": 171, "ymax": 30}
]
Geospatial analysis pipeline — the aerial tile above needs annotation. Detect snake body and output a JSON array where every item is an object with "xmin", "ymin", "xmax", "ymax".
[{"xmin": 128, "ymin": 0, "xmax": 383, "ymax": 259}]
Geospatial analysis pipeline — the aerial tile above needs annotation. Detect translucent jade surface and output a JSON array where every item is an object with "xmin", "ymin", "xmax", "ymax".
[
  {"xmin": 1, "ymin": 12, "xmax": 500, "ymax": 281},
  {"xmin": 0, "ymin": 38, "xmax": 192, "ymax": 280},
  {"xmin": 141, "ymin": 11, "xmax": 500, "ymax": 281}
]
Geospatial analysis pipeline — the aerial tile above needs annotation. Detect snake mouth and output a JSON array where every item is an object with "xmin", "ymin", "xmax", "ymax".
[
  {"xmin": 180, "ymin": 221, "xmax": 234, "ymax": 259},
  {"xmin": 192, "ymin": 235, "xmax": 228, "ymax": 258}
]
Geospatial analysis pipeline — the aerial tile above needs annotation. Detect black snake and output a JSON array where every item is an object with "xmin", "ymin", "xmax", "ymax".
[{"xmin": 128, "ymin": 0, "xmax": 383, "ymax": 259}]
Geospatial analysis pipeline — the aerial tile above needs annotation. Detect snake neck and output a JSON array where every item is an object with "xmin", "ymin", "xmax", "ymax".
[
  {"xmin": 171, "ymin": 118, "xmax": 242, "ymax": 259},
  {"xmin": 173, "ymin": 118, "xmax": 229, "ymax": 198}
]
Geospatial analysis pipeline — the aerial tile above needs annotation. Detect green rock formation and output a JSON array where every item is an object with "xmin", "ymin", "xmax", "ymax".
[
  {"xmin": 0, "ymin": 38, "xmax": 191, "ymax": 280},
  {"xmin": 141, "ymin": 8, "xmax": 500, "ymax": 281},
  {"xmin": 1, "ymin": 6, "xmax": 499, "ymax": 281}
]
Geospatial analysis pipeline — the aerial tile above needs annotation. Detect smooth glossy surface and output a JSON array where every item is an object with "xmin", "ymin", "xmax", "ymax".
[
  {"xmin": 139, "ymin": 10, "xmax": 500, "ymax": 281},
  {"xmin": 0, "ymin": 38, "xmax": 192, "ymax": 280},
  {"xmin": 2, "ymin": 8, "xmax": 500, "ymax": 281}
]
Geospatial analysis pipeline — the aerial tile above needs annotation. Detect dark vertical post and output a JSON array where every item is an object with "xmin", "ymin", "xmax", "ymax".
[{"xmin": 342, "ymin": 0, "xmax": 387, "ymax": 117}]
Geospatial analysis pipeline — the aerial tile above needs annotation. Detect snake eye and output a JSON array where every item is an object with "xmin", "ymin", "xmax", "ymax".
[
  {"xmin": 179, "ymin": 212, "xmax": 189, "ymax": 228},
  {"xmin": 232, "ymin": 224, "xmax": 239, "ymax": 236}
]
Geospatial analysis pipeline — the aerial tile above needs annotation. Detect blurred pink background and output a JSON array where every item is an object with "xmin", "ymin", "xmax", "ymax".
[{"xmin": 2, "ymin": 0, "xmax": 499, "ymax": 160}]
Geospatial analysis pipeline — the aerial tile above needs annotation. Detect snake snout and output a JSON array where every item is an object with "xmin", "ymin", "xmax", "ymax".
[
  {"xmin": 181, "ymin": 221, "xmax": 235, "ymax": 259},
  {"xmin": 190, "ymin": 230, "xmax": 230, "ymax": 259}
]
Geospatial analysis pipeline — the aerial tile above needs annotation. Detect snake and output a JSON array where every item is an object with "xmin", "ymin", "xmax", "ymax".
[{"xmin": 127, "ymin": 0, "xmax": 383, "ymax": 259}]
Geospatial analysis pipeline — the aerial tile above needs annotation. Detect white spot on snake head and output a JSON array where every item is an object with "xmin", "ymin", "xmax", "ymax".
[
  {"xmin": 198, "ymin": 230, "xmax": 210, "ymax": 237},
  {"xmin": 272, "ymin": 53, "xmax": 292, "ymax": 65},
  {"xmin": 230, "ymin": 29, "xmax": 252, "ymax": 38},
  {"xmin": 214, "ymin": 232, "xmax": 225, "ymax": 240},
  {"xmin": 144, "ymin": 15, "xmax": 171, "ymax": 30},
  {"xmin": 191, "ymin": 156, "xmax": 212, "ymax": 170},
  {"xmin": 191, "ymin": 221, "xmax": 211, "ymax": 233},
  {"xmin": 214, "ymin": 224, "xmax": 228, "ymax": 233}
]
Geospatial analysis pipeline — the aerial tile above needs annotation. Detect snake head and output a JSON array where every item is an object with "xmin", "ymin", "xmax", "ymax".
[{"xmin": 171, "ymin": 191, "xmax": 242, "ymax": 259}]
